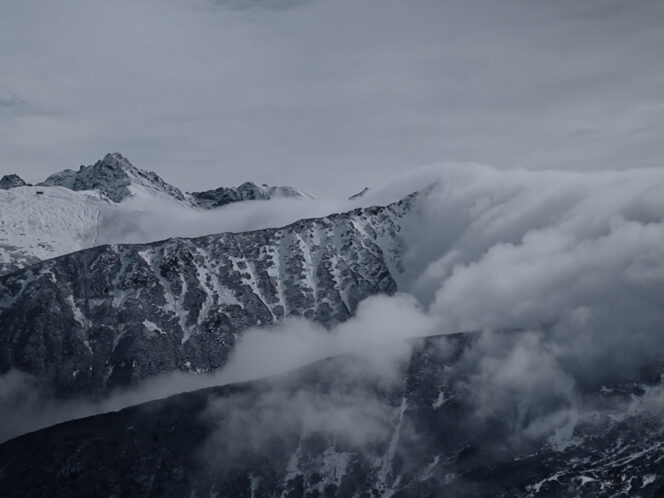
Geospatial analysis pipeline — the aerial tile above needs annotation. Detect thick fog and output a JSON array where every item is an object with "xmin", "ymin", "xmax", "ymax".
[
  {"xmin": 198, "ymin": 164, "xmax": 664, "ymax": 458},
  {"xmin": 94, "ymin": 196, "xmax": 354, "ymax": 245}
]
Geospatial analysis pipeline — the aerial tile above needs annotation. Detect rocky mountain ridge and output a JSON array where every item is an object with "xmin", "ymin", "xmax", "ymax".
[
  {"xmin": 39, "ymin": 153, "xmax": 188, "ymax": 203},
  {"xmin": 0, "ymin": 195, "xmax": 414, "ymax": 397},
  {"xmin": 1, "ymin": 333, "xmax": 662, "ymax": 497},
  {"xmin": 2, "ymin": 152, "xmax": 312, "ymax": 206}
]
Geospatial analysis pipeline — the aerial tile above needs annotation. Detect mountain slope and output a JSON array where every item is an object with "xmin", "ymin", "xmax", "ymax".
[
  {"xmin": 1, "ymin": 333, "xmax": 662, "ymax": 498},
  {"xmin": 0, "ymin": 186, "xmax": 107, "ymax": 275},
  {"xmin": 0, "ymin": 196, "xmax": 412, "ymax": 397},
  {"xmin": 39, "ymin": 152, "xmax": 188, "ymax": 203}
]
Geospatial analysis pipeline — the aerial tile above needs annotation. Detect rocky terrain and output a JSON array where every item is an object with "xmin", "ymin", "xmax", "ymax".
[
  {"xmin": 37, "ymin": 153, "xmax": 312, "ymax": 207},
  {"xmin": 1, "ymin": 156, "xmax": 662, "ymax": 497},
  {"xmin": 0, "ymin": 174, "xmax": 27, "ymax": 189},
  {"xmin": 191, "ymin": 181, "xmax": 313, "ymax": 208},
  {"xmin": 1, "ymin": 333, "xmax": 662, "ymax": 498},
  {"xmin": 38, "ymin": 153, "xmax": 189, "ymax": 203},
  {"xmin": 0, "ymin": 195, "xmax": 411, "ymax": 397}
]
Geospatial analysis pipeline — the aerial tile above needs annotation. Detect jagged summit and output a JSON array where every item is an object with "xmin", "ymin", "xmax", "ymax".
[
  {"xmin": 190, "ymin": 181, "xmax": 314, "ymax": 208},
  {"xmin": 0, "ymin": 174, "xmax": 27, "ymax": 190},
  {"xmin": 38, "ymin": 153, "xmax": 187, "ymax": 203},
  {"xmin": 34, "ymin": 153, "xmax": 313, "ymax": 207}
]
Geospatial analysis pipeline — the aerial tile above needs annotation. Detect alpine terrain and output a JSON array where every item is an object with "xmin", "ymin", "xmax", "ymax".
[
  {"xmin": 0, "ymin": 153, "xmax": 314, "ymax": 275},
  {"xmin": 1, "ymin": 156, "xmax": 663, "ymax": 498},
  {"xmin": 1, "ymin": 334, "xmax": 663, "ymax": 497},
  {"xmin": 0, "ymin": 193, "xmax": 410, "ymax": 397}
]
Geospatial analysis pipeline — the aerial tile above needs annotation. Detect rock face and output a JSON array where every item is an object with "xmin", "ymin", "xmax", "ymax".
[
  {"xmin": 38, "ymin": 153, "xmax": 188, "ymax": 203},
  {"xmin": 348, "ymin": 186, "xmax": 369, "ymax": 200},
  {"xmin": 1, "ymin": 333, "xmax": 662, "ymax": 498},
  {"xmin": 190, "ymin": 181, "xmax": 313, "ymax": 208},
  {"xmin": 0, "ymin": 174, "xmax": 27, "ymax": 189},
  {"xmin": 0, "ymin": 197, "xmax": 411, "ymax": 397}
]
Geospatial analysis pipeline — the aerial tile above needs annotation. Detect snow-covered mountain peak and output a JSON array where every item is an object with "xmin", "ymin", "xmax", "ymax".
[
  {"xmin": 33, "ymin": 153, "xmax": 314, "ymax": 207},
  {"xmin": 0, "ymin": 152, "xmax": 328, "ymax": 275},
  {"xmin": 0, "ymin": 174, "xmax": 27, "ymax": 190},
  {"xmin": 38, "ymin": 153, "xmax": 187, "ymax": 203}
]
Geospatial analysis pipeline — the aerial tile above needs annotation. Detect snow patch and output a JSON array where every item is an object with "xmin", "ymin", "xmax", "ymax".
[{"xmin": 142, "ymin": 320, "xmax": 163, "ymax": 334}]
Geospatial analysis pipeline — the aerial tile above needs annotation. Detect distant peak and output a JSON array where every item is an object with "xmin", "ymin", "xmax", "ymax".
[
  {"xmin": 39, "ymin": 153, "xmax": 186, "ymax": 203},
  {"xmin": 75, "ymin": 153, "xmax": 137, "ymax": 181},
  {"xmin": 0, "ymin": 174, "xmax": 27, "ymax": 190}
]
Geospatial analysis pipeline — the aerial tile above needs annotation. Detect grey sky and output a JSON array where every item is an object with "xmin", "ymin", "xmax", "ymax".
[{"xmin": 1, "ymin": 0, "xmax": 663, "ymax": 195}]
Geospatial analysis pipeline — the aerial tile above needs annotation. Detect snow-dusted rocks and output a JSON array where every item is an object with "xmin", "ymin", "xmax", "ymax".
[
  {"xmin": 0, "ymin": 174, "xmax": 27, "ymax": 190},
  {"xmin": 35, "ymin": 152, "xmax": 312, "ymax": 207},
  {"xmin": 0, "ymin": 197, "xmax": 411, "ymax": 397},
  {"xmin": 190, "ymin": 181, "xmax": 314, "ymax": 208},
  {"xmin": 2, "ymin": 333, "xmax": 662, "ymax": 497},
  {"xmin": 39, "ymin": 152, "xmax": 188, "ymax": 203}
]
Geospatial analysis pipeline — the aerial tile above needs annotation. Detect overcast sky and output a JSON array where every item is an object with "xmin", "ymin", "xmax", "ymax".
[{"xmin": 1, "ymin": 0, "xmax": 663, "ymax": 195}]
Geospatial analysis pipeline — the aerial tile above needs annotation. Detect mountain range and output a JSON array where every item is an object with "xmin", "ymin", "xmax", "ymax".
[
  {"xmin": 0, "ymin": 153, "xmax": 313, "ymax": 275},
  {"xmin": 1, "ymin": 155, "xmax": 663, "ymax": 497},
  {"xmin": 0, "ymin": 194, "xmax": 410, "ymax": 397}
]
